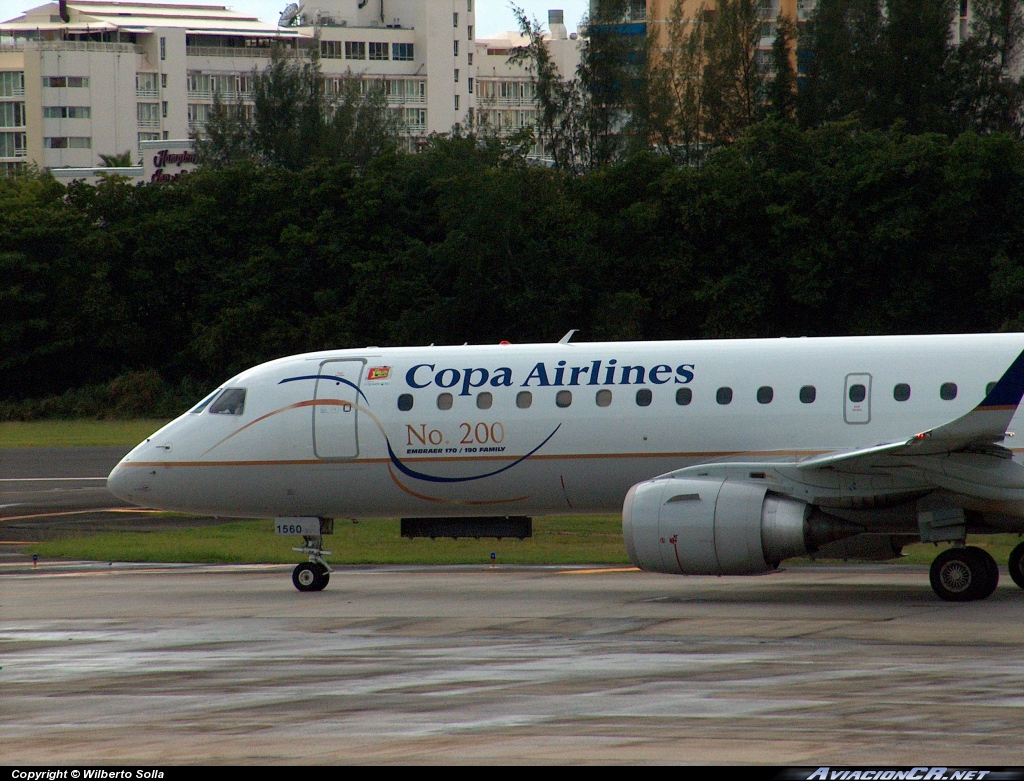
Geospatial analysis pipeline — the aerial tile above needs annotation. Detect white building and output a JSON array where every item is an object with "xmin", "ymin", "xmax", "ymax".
[{"xmin": 0, "ymin": 0, "xmax": 582, "ymax": 173}]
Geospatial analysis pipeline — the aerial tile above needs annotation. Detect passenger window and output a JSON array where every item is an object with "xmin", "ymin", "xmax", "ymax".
[
  {"xmin": 636, "ymin": 388, "xmax": 653, "ymax": 407},
  {"xmin": 756, "ymin": 386, "xmax": 773, "ymax": 404},
  {"xmin": 893, "ymin": 383, "xmax": 910, "ymax": 402},
  {"xmin": 397, "ymin": 393, "xmax": 414, "ymax": 411},
  {"xmin": 849, "ymin": 384, "xmax": 866, "ymax": 403},
  {"xmin": 437, "ymin": 392, "xmax": 453, "ymax": 410},
  {"xmin": 476, "ymin": 391, "xmax": 492, "ymax": 410},
  {"xmin": 940, "ymin": 382, "xmax": 957, "ymax": 401},
  {"xmin": 209, "ymin": 388, "xmax": 246, "ymax": 415},
  {"xmin": 190, "ymin": 388, "xmax": 221, "ymax": 413},
  {"xmin": 596, "ymin": 389, "xmax": 612, "ymax": 407},
  {"xmin": 675, "ymin": 387, "xmax": 692, "ymax": 406},
  {"xmin": 716, "ymin": 387, "xmax": 732, "ymax": 405},
  {"xmin": 987, "ymin": 381, "xmax": 997, "ymax": 395},
  {"xmin": 516, "ymin": 391, "xmax": 532, "ymax": 409},
  {"xmin": 556, "ymin": 390, "xmax": 572, "ymax": 408},
  {"xmin": 799, "ymin": 385, "xmax": 816, "ymax": 404}
]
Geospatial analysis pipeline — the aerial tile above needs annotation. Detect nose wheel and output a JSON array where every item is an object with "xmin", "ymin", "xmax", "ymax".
[
  {"xmin": 292, "ymin": 561, "xmax": 330, "ymax": 592},
  {"xmin": 292, "ymin": 532, "xmax": 332, "ymax": 592},
  {"xmin": 929, "ymin": 546, "xmax": 998, "ymax": 601}
]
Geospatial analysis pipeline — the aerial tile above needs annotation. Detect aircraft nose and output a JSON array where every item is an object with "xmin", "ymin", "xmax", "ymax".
[{"xmin": 106, "ymin": 462, "xmax": 139, "ymax": 504}]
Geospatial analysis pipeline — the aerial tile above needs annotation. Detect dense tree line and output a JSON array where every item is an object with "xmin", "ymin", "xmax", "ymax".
[
  {"xmin": 5, "ymin": 2, "xmax": 1024, "ymax": 416},
  {"xmin": 3, "ymin": 121, "xmax": 1024, "ymax": 414}
]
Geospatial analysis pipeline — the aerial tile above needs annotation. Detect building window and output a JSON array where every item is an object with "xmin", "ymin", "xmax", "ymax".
[
  {"xmin": 467, "ymin": 52, "xmax": 473, "ymax": 65},
  {"xmin": 160, "ymin": 37, "xmax": 166, "ymax": 60},
  {"xmin": 0, "ymin": 131, "xmax": 27, "ymax": 157},
  {"xmin": 321, "ymin": 41, "xmax": 342, "ymax": 58},
  {"xmin": 44, "ymin": 136, "xmax": 91, "ymax": 149},
  {"xmin": 468, "ymin": 25, "xmax": 473, "ymax": 40},
  {"xmin": 369, "ymin": 42, "xmax": 388, "ymax": 60},
  {"xmin": 44, "ymin": 76, "xmax": 89, "ymax": 88},
  {"xmin": 161, "ymin": 73, "xmax": 167, "ymax": 89},
  {"xmin": 392, "ymin": 42, "xmax": 414, "ymax": 61},
  {"xmin": 454, "ymin": 68, "xmax": 459, "ymax": 83},
  {"xmin": 138, "ymin": 132, "xmax": 160, "ymax": 146},
  {"xmin": 345, "ymin": 41, "xmax": 366, "ymax": 60},
  {"xmin": 468, "ymin": 77, "xmax": 473, "ymax": 93},
  {"xmin": 162, "ymin": 101, "xmax": 168, "ymax": 118},
  {"xmin": 454, "ymin": 12, "xmax": 459, "ymax": 26},
  {"xmin": 453, "ymin": 40, "xmax": 459, "ymax": 57},
  {"xmin": 467, "ymin": 0, "xmax": 473, "ymax": 11},
  {"xmin": 137, "ymin": 103, "xmax": 160, "ymax": 127},
  {"xmin": 0, "ymin": 102, "xmax": 26, "ymax": 127},
  {"xmin": 0, "ymin": 72, "xmax": 25, "ymax": 98},
  {"xmin": 42, "ymin": 106, "xmax": 90, "ymax": 119},
  {"xmin": 136, "ymin": 72, "xmax": 158, "ymax": 96},
  {"xmin": 405, "ymin": 107, "xmax": 426, "ymax": 127},
  {"xmin": 454, "ymin": 94, "xmax": 460, "ymax": 110}
]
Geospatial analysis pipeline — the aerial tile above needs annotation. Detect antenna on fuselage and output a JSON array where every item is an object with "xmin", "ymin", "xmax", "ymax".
[{"xmin": 558, "ymin": 329, "xmax": 579, "ymax": 344}]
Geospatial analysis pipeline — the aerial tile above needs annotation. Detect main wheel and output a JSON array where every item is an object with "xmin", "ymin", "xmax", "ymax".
[
  {"xmin": 965, "ymin": 546, "xmax": 999, "ymax": 600},
  {"xmin": 311, "ymin": 563, "xmax": 330, "ymax": 592},
  {"xmin": 1009, "ymin": 541, "xmax": 1024, "ymax": 590},
  {"xmin": 292, "ymin": 562, "xmax": 320, "ymax": 592},
  {"xmin": 930, "ymin": 548, "xmax": 987, "ymax": 602}
]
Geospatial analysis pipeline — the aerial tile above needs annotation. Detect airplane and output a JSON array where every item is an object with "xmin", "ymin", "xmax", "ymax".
[{"xmin": 106, "ymin": 332, "xmax": 1024, "ymax": 601}]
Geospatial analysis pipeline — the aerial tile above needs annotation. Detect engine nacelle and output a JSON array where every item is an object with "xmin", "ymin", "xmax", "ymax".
[{"xmin": 622, "ymin": 477, "xmax": 861, "ymax": 575}]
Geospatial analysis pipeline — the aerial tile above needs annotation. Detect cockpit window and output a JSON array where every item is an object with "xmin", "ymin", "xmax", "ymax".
[
  {"xmin": 208, "ymin": 388, "xmax": 246, "ymax": 415},
  {"xmin": 190, "ymin": 388, "xmax": 222, "ymax": 414}
]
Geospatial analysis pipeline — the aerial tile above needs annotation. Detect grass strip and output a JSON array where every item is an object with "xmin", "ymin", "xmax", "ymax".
[
  {"xmin": 26, "ymin": 515, "xmax": 1023, "ymax": 568},
  {"xmin": 27, "ymin": 515, "xmax": 633, "ymax": 565},
  {"xmin": 0, "ymin": 419, "xmax": 171, "ymax": 448}
]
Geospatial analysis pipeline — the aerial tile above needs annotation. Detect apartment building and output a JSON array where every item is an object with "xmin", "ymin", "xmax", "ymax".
[{"xmin": 0, "ymin": 0, "xmax": 582, "ymax": 172}]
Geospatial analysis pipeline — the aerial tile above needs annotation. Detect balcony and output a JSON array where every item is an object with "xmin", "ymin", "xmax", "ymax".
[
  {"xmin": 187, "ymin": 89, "xmax": 253, "ymax": 102},
  {"xmin": 136, "ymin": 88, "xmax": 158, "ymax": 98},
  {"xmin": 137, "ymin": 117, "xmax": 161, "ymax": 129},
  {"xmin": 186, "ymin": 46, "xmax": 303, "ymax": 59}
]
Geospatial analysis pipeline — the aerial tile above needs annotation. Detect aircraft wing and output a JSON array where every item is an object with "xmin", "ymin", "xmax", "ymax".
[
  {"xmin": 666, "ymin": 346, "xmax": 1024, "ymax": 503},
  {"xmin": 796, "ymin": 345, "xmax": 1024, "ymax": 470}
]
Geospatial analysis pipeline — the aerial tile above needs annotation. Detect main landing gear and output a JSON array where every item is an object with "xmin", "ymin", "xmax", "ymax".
[
  {"xmin": 929, "ymin": 546, "xmax": 999, "ymax": 602},
  {"xmin": 292, "ymin": 561, "xmax": 330, "ymax": 592}
]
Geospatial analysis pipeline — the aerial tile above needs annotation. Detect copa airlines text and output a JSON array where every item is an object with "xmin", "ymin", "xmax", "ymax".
[{"xmin": 106, "ymin": 334, "xmax": 1024, "ymax": 600}]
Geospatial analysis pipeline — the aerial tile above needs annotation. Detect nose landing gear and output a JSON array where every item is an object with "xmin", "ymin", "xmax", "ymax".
[{"xmin": 274, "ymin": 517, "xmax": 335, "ymax": 592}]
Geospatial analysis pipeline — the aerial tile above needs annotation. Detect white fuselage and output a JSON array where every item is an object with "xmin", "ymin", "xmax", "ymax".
[{"xmin": 106, "ymin": 333, "xmax": 1024, "ymax": 520}]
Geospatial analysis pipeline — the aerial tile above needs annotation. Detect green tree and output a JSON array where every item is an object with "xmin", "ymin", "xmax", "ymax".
[{"xmin": 98, "ymin": 151, "xmax": 134, "ymax": 167}]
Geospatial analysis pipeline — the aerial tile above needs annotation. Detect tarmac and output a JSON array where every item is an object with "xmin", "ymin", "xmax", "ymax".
[{"xmin": 3, "ymin": 447, "xmax": 1024, "ymax": 764}]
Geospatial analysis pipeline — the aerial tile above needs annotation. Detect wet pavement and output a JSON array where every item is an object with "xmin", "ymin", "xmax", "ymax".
[{"xmin": 2, "ymin": 562, "xmax": 1024, "ymax": 764}]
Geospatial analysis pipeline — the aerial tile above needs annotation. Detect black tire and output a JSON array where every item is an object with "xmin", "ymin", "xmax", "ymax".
[
  {"xmin": 930, "ymin": 548, "xmax": 983, "ymax": 602},
  {"xmin": 964, "ymin": 546, "xmax": 999, "ymax": 600},
  {"xmin": 1009, "ymin": 541, "xmax": 1024, "ymax": 590},
  {"xmin": 292, "ymin": 562, "xmax": 320, "ymax": 592},
  {"xmin": 311, "ymin": 563, "xmax": 330, "ymax": 592}
]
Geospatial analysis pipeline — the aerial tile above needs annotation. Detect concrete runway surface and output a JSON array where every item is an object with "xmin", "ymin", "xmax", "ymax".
[{"xmin": 3, "ymin": 561, "xmax": 1024, "ymax": 764}]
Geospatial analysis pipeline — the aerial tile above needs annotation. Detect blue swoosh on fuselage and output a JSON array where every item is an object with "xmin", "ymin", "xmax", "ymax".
[
  {"xmin": 278, "ymin": 375, "xmax": 369, "ymax": 404},
  {"xmin": 386, "ymin": 424, "xmax": 562, "ymax": 483}
]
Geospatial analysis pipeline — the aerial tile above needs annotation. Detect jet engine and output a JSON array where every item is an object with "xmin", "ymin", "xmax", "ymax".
[{"xmin": 622, "ymin": 477, "xmax": 864, "ymax": 575}]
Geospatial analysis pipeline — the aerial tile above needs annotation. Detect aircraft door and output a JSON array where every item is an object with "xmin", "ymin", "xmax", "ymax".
[
  {"xmin": 313, "ymin": 360, "xmax": 364, "ymax": 459},
  {"xmin": 844, "ymin": 373, "xmax": 872, "ymax": 424}
]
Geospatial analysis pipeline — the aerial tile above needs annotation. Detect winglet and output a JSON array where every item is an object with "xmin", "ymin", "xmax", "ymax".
[
  {"xmin": 977, "ymin": 346, "xmax": 1024, "ymax": 411},
  {"xmin": 910, "ymin": 345, "xmax": 1024, "ymax": 451}
]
